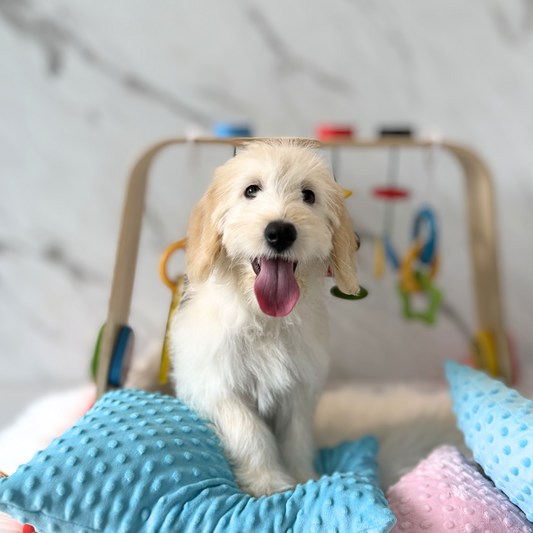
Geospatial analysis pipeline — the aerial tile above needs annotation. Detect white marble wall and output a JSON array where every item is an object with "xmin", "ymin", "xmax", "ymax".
[{"xmin": 2, "ymin": 0, "xmax": 533, "ymax": 409}]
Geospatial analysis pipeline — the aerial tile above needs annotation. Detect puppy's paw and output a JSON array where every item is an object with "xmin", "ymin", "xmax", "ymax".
[{"xmin": 239, "ymin": 469, "xmax": 296, "ymax": 498}]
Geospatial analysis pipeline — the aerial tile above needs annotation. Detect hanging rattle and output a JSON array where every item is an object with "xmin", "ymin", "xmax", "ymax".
[
  {"xmin": 396, "ymin": 137, "xmax": 443, "ymax": 324},
  {"xmin": 372, "ymin": 128, "xmax": 412, "ymax": 279},
  {"xmin": 397, "ymin": 208, "xmax": 442, "ymax": 324},
  {"xmin": 158, "ymin": 239, "xmax": 187, "ymax": 385},
  {"xmin": 316, "ymin": 124, "xmax": 368, "ymax": 300},
  {"xmin": 316, "ymin": 124, "xmax": 354, "ymax": 183}
]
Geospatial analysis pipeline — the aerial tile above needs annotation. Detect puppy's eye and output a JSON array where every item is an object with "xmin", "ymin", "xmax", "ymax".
[
  {"xmin": 244, "ymin": 185, "xmax": 261, "ymax": 199},
  {"xmin": 302, "ymin": 189, "xmax": 315, "ymax": 204}
]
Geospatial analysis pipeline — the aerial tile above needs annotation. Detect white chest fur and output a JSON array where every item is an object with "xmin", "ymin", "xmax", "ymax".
[{"xmin": 169, "ymin": 274, "xmax": 330, "ymax": 418}]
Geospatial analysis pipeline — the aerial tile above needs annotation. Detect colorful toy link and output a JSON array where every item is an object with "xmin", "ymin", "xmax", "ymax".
[{"xmin": 397, "ymin": 207, "xmax": 443, "ymax": 324}]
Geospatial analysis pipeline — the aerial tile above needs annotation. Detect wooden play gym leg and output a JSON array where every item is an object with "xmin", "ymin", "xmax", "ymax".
[
  {"xmin": 446, "ymin": 143, "xmax": 511, "ymax": 384},
  {"xmin": 95, "ymin": 139, "xmax": 187, "ymax": 399}
]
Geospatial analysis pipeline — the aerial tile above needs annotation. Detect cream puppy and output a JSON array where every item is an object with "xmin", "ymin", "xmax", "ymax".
[{"xmin": 170, "ymin": 138, "xmax": 359, "ymax": 497}]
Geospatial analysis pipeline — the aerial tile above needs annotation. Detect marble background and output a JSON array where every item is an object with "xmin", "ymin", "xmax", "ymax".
[{"xmin": 2, "ymin": 0, "xmax": 533, "ymax": 426}]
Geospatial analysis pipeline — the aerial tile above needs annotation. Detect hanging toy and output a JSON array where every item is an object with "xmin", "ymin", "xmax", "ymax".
[
  {"xmin": 316, "ymin": 124, "xmax": 354, "ymax": 183},
  {"xmin": 372, "ymin": 128, "xmax": 412, "ymax": 279},
  {"xmin": 329, "ymin": 225, "xmax": 368, "ymax": 300},
  {"xmin": 397, "ymin": 214, "xmax": 443, "ymax": 325},
  {"xmin": 315, "ymin": 124, "xmax": 367, "ymax": 299},
  {"xmin": 159, "ymin": 239, "xmax": 187, "ymax": 384},
  {"xmin": 471, "ymin": 331, "xmax": 518, "ymax": 384},
  {"xmin": 397, "ymin": 138, "xmax": 443, "ymax": 325},
  {"xmin": 315, "ymin": 124, "xmax": 368, "ymax": 301}
]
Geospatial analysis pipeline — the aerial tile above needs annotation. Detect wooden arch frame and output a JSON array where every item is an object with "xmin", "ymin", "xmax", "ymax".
[{"xmin": 96, "ymin": 137, "xmax": 510, "ymax": 399}]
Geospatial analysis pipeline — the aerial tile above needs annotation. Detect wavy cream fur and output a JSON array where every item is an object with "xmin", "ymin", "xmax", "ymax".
[{"xmin": 170, "ymin": 139, "xmax": 359, "ymax": 497}]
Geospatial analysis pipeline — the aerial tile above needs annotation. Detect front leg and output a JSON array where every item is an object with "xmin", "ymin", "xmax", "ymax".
[
  {"xmin": 277, "ymin": 390, "xmax": 319, "ymax": 484},
  {"xmin": 213, "ymin": 396, "xmax": 296, "ymax": 497}
]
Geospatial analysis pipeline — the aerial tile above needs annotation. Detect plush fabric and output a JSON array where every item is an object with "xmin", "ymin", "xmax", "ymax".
[
  {"xmin": 446, "ymin": 361, "xmax": 533, "ymax": 521},
  {"xmin": 387, "ymin": 445, "xmax": 532, "ymax": 533},
  {"xmin": 0, "ymin": 389, "xmax": 395, "ymax": 533},
  {"xmin": 315, "ymin": 382, "xmax": 469, "ymax": 490},
  {"xmin": 1, "ymin": 380, "xmax": 465, "ymax": 493}
]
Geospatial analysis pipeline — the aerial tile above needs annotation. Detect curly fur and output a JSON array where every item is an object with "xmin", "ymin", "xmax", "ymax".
[{"xmin": 169, "ymin": 139, "xmax": 359, "ymax": 497}]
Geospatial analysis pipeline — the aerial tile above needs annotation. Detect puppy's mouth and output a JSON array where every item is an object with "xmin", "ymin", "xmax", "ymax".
[
  {"xmin": 251, "ymin": 257, "xmax": 300, "ymax": 318},
  {"xmin": 251, "ymin": 258, "xmax": 297, "ymax": 276}
]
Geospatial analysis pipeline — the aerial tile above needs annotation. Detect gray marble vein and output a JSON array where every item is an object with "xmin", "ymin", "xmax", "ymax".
[
  {"xmin": 247, "ymin": 5, "xmax": 353, "ymax": 94},
  {"xmin": 493, "ymin": 0, "xmax": 533, "ymax": 44},
  {"xmin": 0, "ymin": 0, "xmax": 211, "ymax": 123},
  {"xmin": 41, "ymin": 244, "xmax": 105, "ymax": 285}
]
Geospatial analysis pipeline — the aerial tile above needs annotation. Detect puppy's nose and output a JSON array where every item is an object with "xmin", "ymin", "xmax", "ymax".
[{"xmin": 264, "ymin": 221, "xmax": 297, "ymax": 253}]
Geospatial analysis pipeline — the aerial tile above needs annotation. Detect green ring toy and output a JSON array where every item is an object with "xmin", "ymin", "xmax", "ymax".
[{"xmin": 330, "ymin": 285, "xmax": 368, "ymax": 300}]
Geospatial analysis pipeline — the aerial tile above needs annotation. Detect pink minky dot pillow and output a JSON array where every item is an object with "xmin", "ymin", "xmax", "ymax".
[
  {"xmin": 1, "ymin": 510, "xmax": 25, "ymax": 533},
  {"xmin": 386, "ymin": 446, "xmax": 532, "ymax": 533}
]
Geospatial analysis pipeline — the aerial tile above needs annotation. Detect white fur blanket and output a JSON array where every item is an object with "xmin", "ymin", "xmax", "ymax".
[{"xmin": 315, "ymin": 382, "xmax": 468, "ymax": 488}]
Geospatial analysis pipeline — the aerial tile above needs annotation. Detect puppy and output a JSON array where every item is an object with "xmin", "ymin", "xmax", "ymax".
[{"xmin": 170, "ymin": 138, "xmax": 359, "ymax": 497}]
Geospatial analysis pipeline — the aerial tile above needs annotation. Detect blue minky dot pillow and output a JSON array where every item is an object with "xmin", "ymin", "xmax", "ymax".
[
  {"xmin": 0, "ymin": 389, "xmax": 396, "ymax": 533},
  {"xmin": 446, "ymin": 361, "xmax": 533, "ymax": 521}
]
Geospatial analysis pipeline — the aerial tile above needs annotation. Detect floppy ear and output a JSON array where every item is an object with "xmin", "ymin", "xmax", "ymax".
[
  {"xmin": 330, "ymin": 192, "xmax": 360, "ymax": 295},
  {"xmin": 186, "ymin": 187, "xmax": 223, "ymax": 283}
]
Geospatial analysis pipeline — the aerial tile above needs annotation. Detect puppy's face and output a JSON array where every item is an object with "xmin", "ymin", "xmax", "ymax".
[{"xmin": 186, "ymin": 140, "xmax": 359, "ymax": 317}]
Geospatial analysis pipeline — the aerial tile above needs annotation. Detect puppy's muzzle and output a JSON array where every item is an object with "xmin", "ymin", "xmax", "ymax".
[{"xmin": 264, "ymin": 221, "xmax": 297, "ymax": 253}]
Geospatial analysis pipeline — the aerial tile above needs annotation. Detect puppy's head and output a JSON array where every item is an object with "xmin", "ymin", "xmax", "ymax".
[{"xmin": 186, "ymin": 139, "xmax": 359, "ymax": 317}]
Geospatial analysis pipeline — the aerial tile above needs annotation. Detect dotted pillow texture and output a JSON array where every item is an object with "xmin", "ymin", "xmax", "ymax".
[
  {"xmin": 387, "ymin": 445, "xmax": 532, "ymax": 533},
  {"xmin": 446, "ymin": 361, "xmax": 533, "ymax": 521},
  {"xmin": 0, "ymin": 389, "xmax": 395, "ymax": 533}
]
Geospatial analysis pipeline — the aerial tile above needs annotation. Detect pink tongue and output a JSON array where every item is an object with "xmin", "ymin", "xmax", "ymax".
[{"xmin": 253, "ymin": 258, "xmax": 300, "ymax": 317}]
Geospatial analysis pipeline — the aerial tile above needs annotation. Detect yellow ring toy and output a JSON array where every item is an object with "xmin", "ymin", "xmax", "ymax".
[
  {"xmin": 159, "ymin": 275, "xmax": 185, "ymax": 384},
  {"xmin": 159, "ymin": 238, "xmax": 187, "ymax": 291},
  {"xmin": 399, "ymin": 240, "xmax": 439, "ymax": 293},
  {"xmin": 472, "ymin": 329, "xmax": 500, "ymax": 377}
]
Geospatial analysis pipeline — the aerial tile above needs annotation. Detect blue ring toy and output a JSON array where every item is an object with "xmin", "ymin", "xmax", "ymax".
[
  {"xmin": 108, "ymin": 326, "xmax": 134, "ymax": 387},
  {"xmin": 385, "ymin": 235, "xmax": 400, "ymax": 270},
  {"xmin": 412, "ymin": 207, "xmax": 437, "ymax": 264}
]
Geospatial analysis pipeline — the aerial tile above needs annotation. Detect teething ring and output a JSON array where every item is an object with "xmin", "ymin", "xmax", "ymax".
[
  {"xmin": 159, "ymin": 239, "xmax": 187, "ymax": 291},
  {"xmin": 400, "ymin": 241, "xmax": 439, "ymax": 292}
]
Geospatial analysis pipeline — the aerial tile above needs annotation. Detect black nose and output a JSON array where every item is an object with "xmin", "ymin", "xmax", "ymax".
[{"xmin": 264, "ymin": 221, "xmax": 297, "ymax": 253}]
